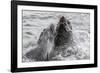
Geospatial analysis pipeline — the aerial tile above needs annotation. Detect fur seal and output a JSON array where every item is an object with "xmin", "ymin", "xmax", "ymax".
[
  {"xmin": 54, "ymin": 16, "xmax": 73, "ymax": 52},
  {"xmin": 25, "ymin": 24, "xmax": 55, "ymax": 61}
]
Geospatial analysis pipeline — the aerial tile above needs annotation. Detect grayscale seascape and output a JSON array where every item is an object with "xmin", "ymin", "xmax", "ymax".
[{"xmin": 22, "ymin": 10, "xmax": 90, "ymax": 62}]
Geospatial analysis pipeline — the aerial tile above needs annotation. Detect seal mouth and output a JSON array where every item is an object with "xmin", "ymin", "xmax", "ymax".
[{"xmin": 65, "ymin": 23, "xmax": 72, "ymax": 31}]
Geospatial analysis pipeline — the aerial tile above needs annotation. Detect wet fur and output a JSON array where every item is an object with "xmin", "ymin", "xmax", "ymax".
[
  {"xmin": 25, "ymin": 24, "xmax": 55, "ymax": 61},
  {"xmin": 25, "ymin": 16, "xmax": 73, "ymax": 61}
]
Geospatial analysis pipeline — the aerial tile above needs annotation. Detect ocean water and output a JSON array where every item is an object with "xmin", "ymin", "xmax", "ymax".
[{"xmin": 22, "ymin": 10, "xmax": 90, "ymax": 62}]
